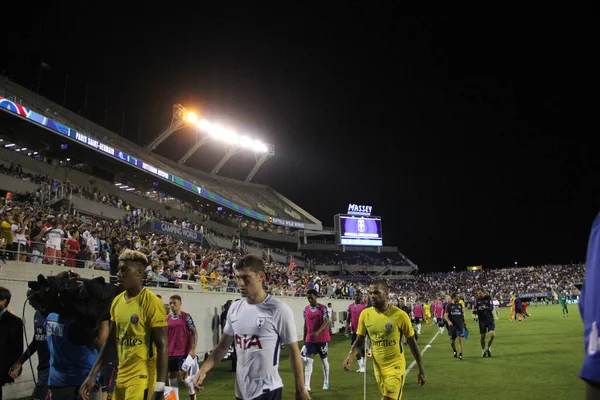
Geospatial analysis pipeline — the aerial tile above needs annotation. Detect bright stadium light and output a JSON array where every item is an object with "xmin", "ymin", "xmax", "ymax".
[
  {"xmin": 197, "ymin": 119, "xmax": 212, "ymax": 131},
  {"xmin": 185, "ymin": 112, "xmax": 198, "ymax": 124},
  {"xmin": 4, "ymin": 143, "xmax": 15, "ymax": 147}
]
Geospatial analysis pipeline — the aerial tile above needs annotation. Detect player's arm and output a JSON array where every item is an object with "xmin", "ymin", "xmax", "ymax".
[
  {"xmin": 444, "ymin": 310, "xmax": 453, "ymax": 326},
  {"xmin": 186, "ymin": 314, "xmax": 198, "ymax": 357},
  {"xmin": 344, "ymin": 311, "xmax": 366, "ymax": 370},
  {"xmin": 80, "ymin": 321, "xmax": 117, "ymax": 400},
  {"xmin": 93, "ymin": 320, "xmax": 110, "ymax": 351},
  {"xmin": 189, "ymin": 327, "xmax": 198, "ymax": 357},
  {"xmin": 347, "ymin": 334, "xmax": 365, "ymax": 360},
  {"xmin": 401, "ymin": 312, "xmax": 426, "ymax": 386},
  {"xmin": 9, "ymin": 339, "xmax": 38, "ymax": 379},
  {"xmin": 287, "ymin": 343, "xmax": 309, "ymax": 396},
  {"xmin": 406, "ymin": 336, "xmax": 426, "ymax": 386},
  {"xmin": 151, "ymin": 326, "xmax": 168, "ymax": 399}
]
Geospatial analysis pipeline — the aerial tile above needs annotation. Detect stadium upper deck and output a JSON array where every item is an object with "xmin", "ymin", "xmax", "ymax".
[{"xmin": 0, "ymin": 77, "xmax": 322, "ymax": 230}]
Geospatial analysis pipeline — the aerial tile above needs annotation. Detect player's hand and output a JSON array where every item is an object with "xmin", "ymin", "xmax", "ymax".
[
  {"xmin": 193, "ymin": 369, "xmax": 207, "ymax": 389},
  {"xmin": 8, "ymin": 362, "xmax": 21, "ymax": 379},
  {"xmin": 151, "ymin": 392, "xmax": 163, "ymax": 400},
  {"xmin": 189, "ymin": 349, "xmax": 197, "ymax": 358},
  {"xmin": 447, "ymin": 321, "xmax": 453, "ymax": 326},
  {"xmin": 343, "ymin": 356, "xmax": 353, "ymax": 371},
  {"xmin": 417, "ymin": 370, "xmax": 426, "ymax": 386},
  {"xmin": 296, "ymin": 388, "xmax": 311, "ymax": 399},
  {"xmin": 310, "ymin": 332, "xmax": 319, "ymax": 339},
  {"xmin": 79, "ymin": 375, "xmax": 96, "ymax": 400}
]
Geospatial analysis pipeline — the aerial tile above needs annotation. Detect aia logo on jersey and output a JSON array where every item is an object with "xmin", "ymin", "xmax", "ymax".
[
  {"xmin": 256, "ymin": 317, "xmax": 265, "ymax": 328},
  {"xmin": 235, "ymin": 334, "xmax": 263, "ymax": 350},
  {"xmin": 130, "ymin": 314, "xmax": 139, "ymax": 324},
  {"xmin": 385, "ymin": 322, "xmax": 392, "ymax": 331}
]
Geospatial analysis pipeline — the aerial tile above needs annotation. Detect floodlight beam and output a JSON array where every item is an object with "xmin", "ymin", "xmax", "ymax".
[
  {"xmin": 211, "ymin": 147, "xmax": 241, "ymax": 176},
  {"xmin": 245, "ymin": 153, "xmax": 272, "ymax": 182},
  {"xmin": 179, "ymin": 135, "xmax": 212, "ymax": 165}
]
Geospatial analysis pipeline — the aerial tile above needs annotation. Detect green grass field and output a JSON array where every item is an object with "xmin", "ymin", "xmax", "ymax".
[
  {"xmin": 189, "ymin": 304, "xmax": 584, "ymax": 399},
  {"xmin": 15, "ymin": 305, "xmax": 583, "ymax": 400}
]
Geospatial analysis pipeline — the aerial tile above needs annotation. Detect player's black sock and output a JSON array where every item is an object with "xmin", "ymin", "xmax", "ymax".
[
  {"xmin": 487, "ymin": 336, "xmax": 495, "ymax": 349},
  {"xmin": 451, "ymin": 343, "xmax": 457, "ymax": 353},
  {"xmin": 480, "ymin": 337, "xmax": 486, "ymax": 350}
]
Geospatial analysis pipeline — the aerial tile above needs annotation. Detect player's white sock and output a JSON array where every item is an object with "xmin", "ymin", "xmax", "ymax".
[
  {"xmin": 358, "ymin": 358, "xmax": 364, "ymax": 368},
  {"xmin": 322, "ymin": 358, "xmax": 330, "ymax": 383},
  {"xmin": 304, "ymin": 357, "xmax": 314, "ymax": 387},
  {"xmin": 184, "ymin": 376, "xmax": 195, "ymax": 395},
  {"xmin": 169, "ymin": 377, "xmax": 178, "ymax": 388},
  {"xmin": 417, "ymin": 324, "xmax": 422, "ymax": 334}
]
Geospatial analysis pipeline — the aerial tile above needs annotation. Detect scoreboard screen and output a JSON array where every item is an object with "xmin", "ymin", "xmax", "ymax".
[{"xmin": 335, "ymin": 215, "xmax": 383, "ymax": 246}]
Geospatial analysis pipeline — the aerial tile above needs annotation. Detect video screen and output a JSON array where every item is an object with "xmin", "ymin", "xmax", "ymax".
[{"xmin": 338, "ymin": 215, "xmax": 383, "ymax": 246}]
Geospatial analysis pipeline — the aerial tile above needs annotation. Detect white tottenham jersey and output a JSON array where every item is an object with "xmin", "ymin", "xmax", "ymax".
[{"xmin": 224, "ymin": 295, "xmax": 298, "ymax": 400}]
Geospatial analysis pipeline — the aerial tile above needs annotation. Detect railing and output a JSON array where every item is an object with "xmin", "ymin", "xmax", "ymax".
[{"xmin": 39, "ymin": 184, "xmax": 69, "ymax": 206}]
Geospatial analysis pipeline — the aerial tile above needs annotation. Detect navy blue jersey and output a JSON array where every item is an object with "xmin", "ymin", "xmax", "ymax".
[
  {"xmin": 34, "ymin": 311, "xmax": 50, "ymax": 372},
  {"xmin": 581, "ymin": 212, "xmax": 600, "ymax": 383},
  {"xmin": 446, "ymin": 303, "xmax": 464, "ymax": 325},
  {"xmin": 474, "ymin": 295, "xmax": 494, "ymax": 321},
  {"xmin": 514, "ymin": 297, "xmax": 523, "ymax": 310}
]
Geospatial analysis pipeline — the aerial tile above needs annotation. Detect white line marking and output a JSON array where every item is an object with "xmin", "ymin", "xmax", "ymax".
[{"xmin": 406, "ymin": 330, "xmax": 441, "ymax": 375}]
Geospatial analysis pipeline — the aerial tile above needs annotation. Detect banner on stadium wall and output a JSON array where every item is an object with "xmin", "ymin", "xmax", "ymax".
[
  {"xmin": 152, "ymin": 220, "xmax": 202, "ymax": 243},
  {"xmin": 516, "ymin": 292, "xmax": 553, "ymax": 298}
]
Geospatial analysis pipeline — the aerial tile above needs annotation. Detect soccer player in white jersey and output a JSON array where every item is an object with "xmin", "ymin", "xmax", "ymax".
[{"xmin": 193, "ymin": 255, "xmax": 310, "ymax": 400}]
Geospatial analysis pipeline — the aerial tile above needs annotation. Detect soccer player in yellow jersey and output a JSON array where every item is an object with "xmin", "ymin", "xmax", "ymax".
[
  {"xmin": 80, "ymin": 250, "xmax": 168, "ymax": 400},
  {"xmin": 344, "ymin": 281, "xmax": 426, "ymax": 400}
]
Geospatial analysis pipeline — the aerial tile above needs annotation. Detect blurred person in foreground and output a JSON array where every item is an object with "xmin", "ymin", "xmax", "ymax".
[
  {"xmin": 9, "ymin": 290, "xmax": 51, "ymax": 400},
  {"xmin": 344, "ymin": 281, "xmax": 426, "ymax": 400},
  {"xmin": 0, "ymin": 286, "xmax": 23, "ymax": 400},
  {"xmin": 580, "ymin": 213, "xmax": 600, "ymax": 399},
  {"xmin": 80, "ymin": 250, "xmax": 168, "ymax": 400},
  {"xmin": 193, "ymin": 254, "xmax": 310, "ymax": 400}
]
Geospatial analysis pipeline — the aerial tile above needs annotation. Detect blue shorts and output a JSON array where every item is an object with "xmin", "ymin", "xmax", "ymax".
[
  {"xmin": 448, "ymin": 325, "xmax": 464, "ymax": 340},
  {"xmin": 479, "ymin": 319, "xmax": 496, "ymax": 334},
  {"xmin": 350, "ymin": 332, "xmax": 358, "ymax": 345},
  {"xmin": 304, "ymin": 342, "xmax": 329, "ymax": 359}
]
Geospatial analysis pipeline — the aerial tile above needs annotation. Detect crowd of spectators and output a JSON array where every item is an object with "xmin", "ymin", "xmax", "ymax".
[{"xmin": 304, "ymin": 249, "xmax": 409, "ymax": 267}]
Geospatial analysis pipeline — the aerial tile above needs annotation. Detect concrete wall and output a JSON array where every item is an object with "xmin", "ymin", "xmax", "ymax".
[
  {"xmin": 70, "ymin": 196, "xmax": 128, "ymax": 220},
  {"xmin": 0, "ymin": 173, "xmax": 40, "ymax": 194},
  {"xmin": 0, "ymin": 261, "xmax": 351, "ymax": 399}
]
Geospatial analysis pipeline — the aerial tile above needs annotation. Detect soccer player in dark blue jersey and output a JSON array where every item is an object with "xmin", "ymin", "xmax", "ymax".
[
  {"xmin": 444, "ymin": 293, "xmax": 466, "ymax": 360},
  {"xmin": 580, "ymin": 212, "xmax": 600, "ymax": 399},
  {"xmin": 474, "ymin": 288, "xmax": 495, "ymax": 357}
]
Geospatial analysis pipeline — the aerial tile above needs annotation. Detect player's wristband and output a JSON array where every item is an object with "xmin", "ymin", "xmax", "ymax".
[{"xmin": 155, "ymin": 382, "xmax": 165, "ymax": 392}]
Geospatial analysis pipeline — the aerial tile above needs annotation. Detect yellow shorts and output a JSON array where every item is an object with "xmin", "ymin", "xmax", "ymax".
[
  {"xmin": 375, "ymin": 367, "xmax": 405, "ymax": 399},
  {"xmin": 113, "ymin": 374, "xmax": 155, "ymax": 400},
  {"xmin": 113, "ymin": 384, "xmax": 150, "ymax": 400}
]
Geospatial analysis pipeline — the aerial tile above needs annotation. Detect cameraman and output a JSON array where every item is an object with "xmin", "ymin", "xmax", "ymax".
[{"xmin": 0, "ymin": 286, "xmax": 23, "ymax": 400}]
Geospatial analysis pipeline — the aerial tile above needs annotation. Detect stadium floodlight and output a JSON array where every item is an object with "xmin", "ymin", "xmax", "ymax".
[
  {"xmin": 148, "ymin": 103, "xmax": 275, "ymax": 181},
  {"xmin": 4, "ymin": 143, "xmax": 15, "ymax": 147},
  {"xmin": 146, "ymin": 104, "xmax": 198, "ymax": 151}
]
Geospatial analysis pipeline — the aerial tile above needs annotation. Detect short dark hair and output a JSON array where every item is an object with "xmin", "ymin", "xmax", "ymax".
[
  {"xmin": 237, "ymin": 254, "xmax": 265, "ymax": 274},
  {"xmin": 306, "ymin": 289, "xmax": 318, "ymax": 296},
  {"xmin": 0, "ymin": 286, "xmax": 11, "ymax": 307},
  {"xmin": 372, "ymin": 280, "xmax": 389, "ymax": 292},
  {"xmin": 170, "ymin": 295, "xmax": 182, "ymax": 303}
]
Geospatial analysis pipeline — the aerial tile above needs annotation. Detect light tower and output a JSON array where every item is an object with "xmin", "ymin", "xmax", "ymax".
[
  {"xmin": 147, "ymin": 104, "xmax": 275, "ymax": 182},
  {"xmin": 145, "ymin": 104, "xmax": 197, "ymax": 151}
]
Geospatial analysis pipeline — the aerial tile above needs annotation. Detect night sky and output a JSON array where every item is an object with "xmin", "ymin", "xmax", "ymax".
[{"xmin": 2, "ymin": 8, "xmax": 596, "ymax": 272}]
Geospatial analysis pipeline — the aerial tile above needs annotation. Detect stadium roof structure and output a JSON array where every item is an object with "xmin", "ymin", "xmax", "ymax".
[
  {"xmin": 0, "ymin": 77, "xmax": 322, "ymax": 230},
  {"xmin": 146, "ymin": 103, "xmax": 275, "ymax": 183}
]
